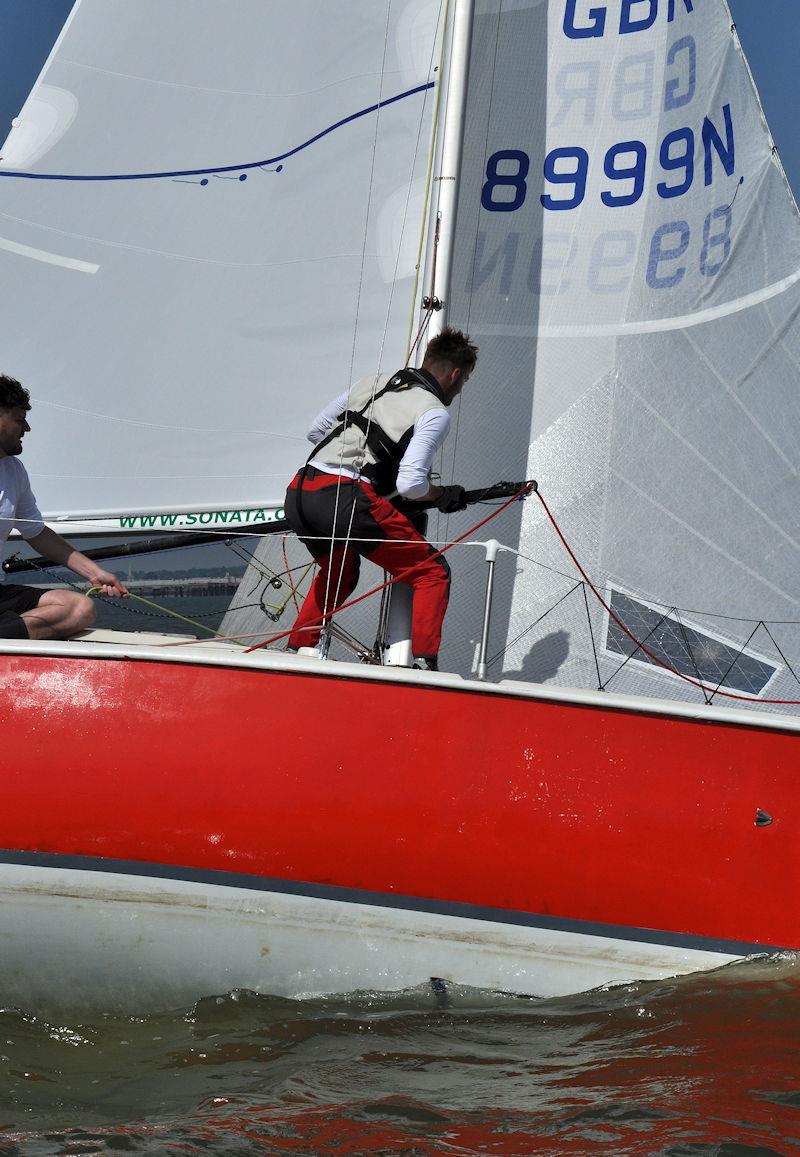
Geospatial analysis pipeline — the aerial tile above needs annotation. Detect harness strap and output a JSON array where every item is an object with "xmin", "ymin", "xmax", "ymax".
[{"xmin": 306, "ymin": 368, "xmax": 443, "ymax": 475}]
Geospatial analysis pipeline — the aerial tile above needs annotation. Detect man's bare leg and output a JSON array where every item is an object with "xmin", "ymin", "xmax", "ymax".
[{"xmin": 21, "ymin": 590, "xmax": 96, "ymax": 640}]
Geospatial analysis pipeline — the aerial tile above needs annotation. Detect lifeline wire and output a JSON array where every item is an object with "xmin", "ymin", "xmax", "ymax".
[
  {"xmin": 244, "ymin": 482, "xmax": 534, "ymax": 653},
  {"xmin": 535, "ymin": 488, "xmax": 800, "ymax": 707}
]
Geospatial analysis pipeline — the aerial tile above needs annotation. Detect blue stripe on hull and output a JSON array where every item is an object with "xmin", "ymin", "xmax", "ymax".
[{"xmin": 0, "ymin": 848, "xmax": 783, "ymax": 960}]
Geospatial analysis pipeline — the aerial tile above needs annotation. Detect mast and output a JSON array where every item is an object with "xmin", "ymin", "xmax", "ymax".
[
  {"xmin": 384, "ymin": 0, "xmax": 474, "ymax": 667},
  {"xmin": 419, "ymin": 0, "xmax": 475, "ymax": 340}
]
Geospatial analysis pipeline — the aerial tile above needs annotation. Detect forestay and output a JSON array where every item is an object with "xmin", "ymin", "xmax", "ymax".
[
  {"xmin": 0, "ymin": 0, "xmax": 444, "ymax": 523},
  {"xmin": 437, "ymin": 0, "xmax": 800, "ymax": 712}
]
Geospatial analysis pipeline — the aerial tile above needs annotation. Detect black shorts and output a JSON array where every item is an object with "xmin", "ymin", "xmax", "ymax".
[{"xmin": 0, "ymin": 583, "xmax": 46, "ymax": 639}]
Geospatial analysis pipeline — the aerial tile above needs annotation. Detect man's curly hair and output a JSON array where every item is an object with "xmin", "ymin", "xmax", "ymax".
[
  {"xmin": 423, "ymin": 327, "xmax": 478, "ymax": 374},
  {"xmin": 0, "ymin": 375, "xmax": 30, "ymax": 413}
]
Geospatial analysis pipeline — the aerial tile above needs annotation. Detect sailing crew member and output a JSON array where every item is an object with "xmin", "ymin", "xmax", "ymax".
[
  {"xmin": 284, "ymin": 327, "xmax": 478, "ymax": 671},
  {"xmin": 0, "ymin": 374, "xmax": 128, "ymax": 640}
]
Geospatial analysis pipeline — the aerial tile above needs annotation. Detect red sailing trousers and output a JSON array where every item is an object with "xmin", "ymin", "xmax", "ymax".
[{"xmin": 284, "ymin": 467, "xmax": 450, "ymax": 657}]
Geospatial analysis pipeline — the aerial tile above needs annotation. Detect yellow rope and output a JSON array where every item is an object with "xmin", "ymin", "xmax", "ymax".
[
  {"xmin": 268, "ymin": 561, "xmax": 315, "ymax": 617},
  {"xmin": 82, "ymin": 537, "xmax": 317, "ymax": 650},
  {"xmin": 87, "ymin": 586, "xmax": 246, "ymax": 645},
  {"xmin": 86, "ymin": 561, "xmax": 315, "ymax": 644}
]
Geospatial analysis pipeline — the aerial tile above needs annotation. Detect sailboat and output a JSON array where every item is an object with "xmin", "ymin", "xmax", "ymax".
[{"xmin": 1, "ymin": 0, "xmax": 799, "ymax": 1014}]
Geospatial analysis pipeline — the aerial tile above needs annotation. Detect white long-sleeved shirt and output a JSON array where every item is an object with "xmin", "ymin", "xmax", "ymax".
[
  {"xmin": 0, "ymin": 457, "xmax": 45, "ymax": 582},
  {"xmin": 307, "ymin": 387, "xmax": 450, "ymax": 499}
]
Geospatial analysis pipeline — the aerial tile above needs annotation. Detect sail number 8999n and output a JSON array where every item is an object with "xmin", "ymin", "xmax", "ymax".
[{"xmin": 480, "ymin": 105, "xmax": 734, "ymax": 213}]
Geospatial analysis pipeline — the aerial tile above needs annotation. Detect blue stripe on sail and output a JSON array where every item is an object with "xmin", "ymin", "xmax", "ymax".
[{"xmin": 0, "ymin": 81, "xmax": 435, "ymax": 182}]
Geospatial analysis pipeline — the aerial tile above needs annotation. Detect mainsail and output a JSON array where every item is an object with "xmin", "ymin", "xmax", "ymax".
[
  {"xmin": 435, "ymin": 0, "xmax": 800, "ymax": 712},
  {"xmin": 3, "ymin": 0, "xmax": 798, "ymax": 714},
  {"xmin": 0, "ymin": 0, "xmax": 444, "ymax": 521}
]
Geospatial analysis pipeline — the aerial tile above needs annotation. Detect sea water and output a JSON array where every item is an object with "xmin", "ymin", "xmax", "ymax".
[{"xmin": 2, "ymin": 955, "xmax": 800, "ymax": 1155}]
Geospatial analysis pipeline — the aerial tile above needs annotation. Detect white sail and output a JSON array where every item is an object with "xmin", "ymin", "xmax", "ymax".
[
  {"xmin": 5, "ymin": 0, "xmax": 798, "ymax": 714},
  {"xmin": 434, "ymin": 0, "xmax": 800, "ymax": 712},
  {"xmin": 0, "ymin": 0, "xmax": 444, "ymax": 521}
]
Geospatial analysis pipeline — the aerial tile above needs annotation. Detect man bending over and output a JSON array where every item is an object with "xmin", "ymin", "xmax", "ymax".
[{"xmin": 284, "ymin": 328, "xmax": 478, "ymax": 671}]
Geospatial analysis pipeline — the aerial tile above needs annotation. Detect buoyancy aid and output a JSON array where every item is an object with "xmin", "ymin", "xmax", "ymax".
[{"xmin": 308, "ymin": 367, "xmax": 447, "ymax": 495}]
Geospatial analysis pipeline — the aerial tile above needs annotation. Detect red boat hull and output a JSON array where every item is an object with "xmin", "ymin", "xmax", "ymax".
[{"xmin": 2, "ymin": 645, "xmax": 797, "ymax": 957}]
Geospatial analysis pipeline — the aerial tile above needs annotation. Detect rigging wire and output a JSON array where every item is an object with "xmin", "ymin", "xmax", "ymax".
[
  {"xmin": 16, "ymin": 477, "xmax": 800, "ymax": 711},
  {"xmin": 281, "ymin": 537, "xmax": 302, "ymax": 615},
  {"xmin": 406, "ymin": 213, "xmax": 441, "ymax": 365},
  {"xmin": 762, "ymin": 622, "xmax": 800, "ymax": 688},
  {"xmin": 534, "ymin": 487, "xmax": 800, "ymax": 707},
  {"xmin": 320, "ymin": 1, "xmax": 448, "ymax": 646},
  {"xmin": 703, "ymin": 619, "xmax": 763, "ymax": 704},
  {"xmin": 673, "ymin": 607, "xmax": 712, "ymax": 705},
  {"xmin": 244, "ymin": 483, "xmax": 533, "ymax": 653},
  {"xmin": 29, "ymin": 557, "xmax": 251, "ymax": 643},
  {"xmin": 320, "ymin": 0, "xmax": 395, "ymax": 639},
  {"xmin": 487, "ymin": 580, "xmax": 583, "ymax": 669},
  {"xmin": 581, "ymin": 582, "xmax": 603, "ymax": 691}
]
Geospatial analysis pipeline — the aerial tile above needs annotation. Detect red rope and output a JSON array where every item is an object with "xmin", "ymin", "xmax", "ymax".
[
  {"xmin": 281, "ymin": 538, "xmax": 301, "ymax": 614},
  {"xmin": 406, "ymin": 308, "xmax": 433, "ymax": 366},
  {"xmin": 535, "ymin": 489, "xmax": 800, "ymax": 707},
  {"xmin": 244, "ymin": 484, "xmax": 533, "ymax": 654}
]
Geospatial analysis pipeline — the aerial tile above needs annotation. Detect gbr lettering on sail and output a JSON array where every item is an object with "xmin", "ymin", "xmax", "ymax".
[{"xmin": 473, "ymin": 0, "xmax": 739, "ymax": 305}]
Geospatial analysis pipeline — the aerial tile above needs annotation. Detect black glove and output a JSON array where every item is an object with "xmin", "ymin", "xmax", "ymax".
[{"xmin": 436, "ymin": 484, "xmax": 467, "ymax": 514}]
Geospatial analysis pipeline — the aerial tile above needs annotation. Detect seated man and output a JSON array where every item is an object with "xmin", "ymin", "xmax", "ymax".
[
  {"xmin": 284, "ymin": 327, "xmax": 478, "ymax": 670},
  {"xmin": 0, "ymin": 374, "xmax": 128, "ymax": 640}
]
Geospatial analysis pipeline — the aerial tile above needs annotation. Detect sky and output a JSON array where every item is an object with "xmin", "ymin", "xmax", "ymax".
[
  {"xmin": 0, "ymin": 0, "xmax": 73, "ymax": 141},
  {"xmin": 727, "ymin": 0, "xmax": 800, "ymax": 202}
]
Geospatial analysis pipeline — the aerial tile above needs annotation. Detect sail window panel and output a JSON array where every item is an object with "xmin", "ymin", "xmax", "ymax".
[{"xmin": 604, "ymin": 588, "xmax": 779, "ymax": 697}]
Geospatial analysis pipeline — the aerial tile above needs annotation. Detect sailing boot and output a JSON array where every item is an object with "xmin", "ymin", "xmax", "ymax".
[{"xmin": 412, "ymin": 655, "xmax": 438, "ymax": 672}]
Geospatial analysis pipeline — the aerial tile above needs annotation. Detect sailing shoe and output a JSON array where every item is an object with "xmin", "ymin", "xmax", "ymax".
[{"xmin": 412, "ymin": 655, "xmax": 439, "ymax": 672}]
